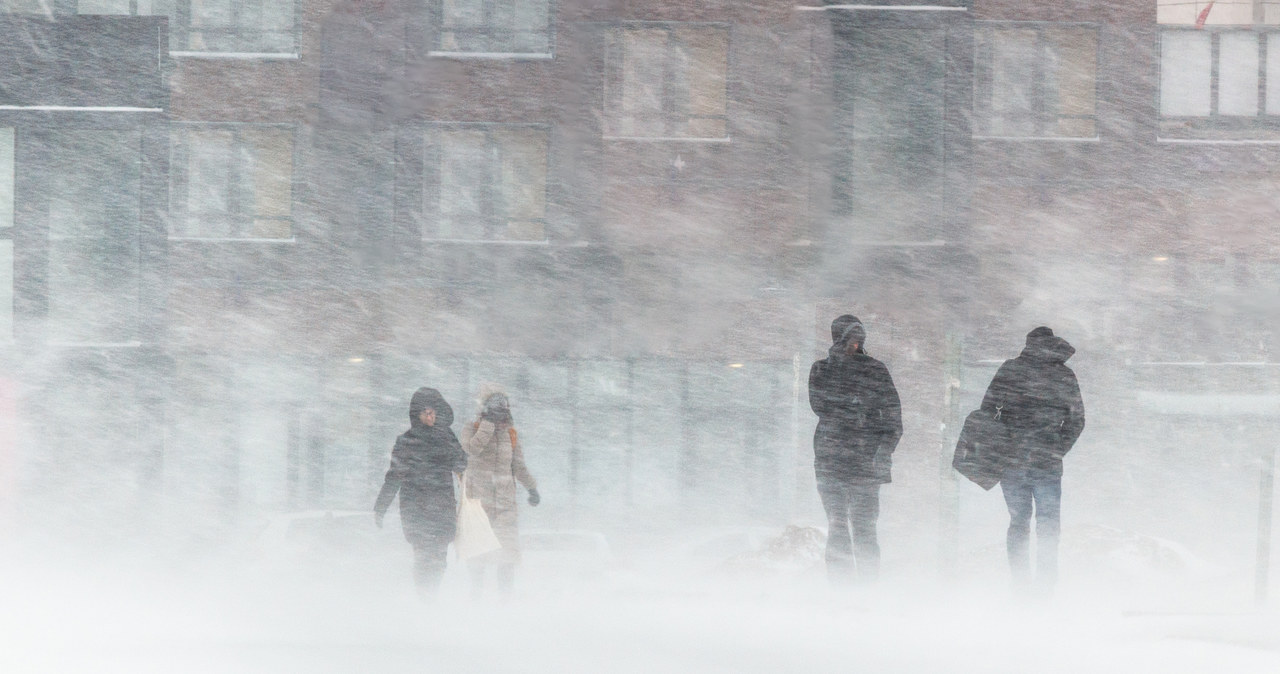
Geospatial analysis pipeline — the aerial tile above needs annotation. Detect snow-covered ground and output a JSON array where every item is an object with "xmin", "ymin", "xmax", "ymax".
[{"xmin": 3, "ymin": 523, "xmax": 1277, "ymax": 674}]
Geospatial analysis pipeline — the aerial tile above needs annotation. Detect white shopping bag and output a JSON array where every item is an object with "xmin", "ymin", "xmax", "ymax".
[{"xmin": 454, "ymin": 474, "xmax": 502, "ymax": 561}]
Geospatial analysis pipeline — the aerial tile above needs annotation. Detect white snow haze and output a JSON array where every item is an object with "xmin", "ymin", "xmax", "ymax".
[{"xmin": 0, "ymin": 1, "xmax": 1278, "ymax": 672}]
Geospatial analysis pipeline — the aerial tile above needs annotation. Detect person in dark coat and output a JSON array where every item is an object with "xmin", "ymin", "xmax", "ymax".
[
  {"xmin": 980, "ymin": 326, "xmax": 1085, "ymax": 595},
  {"xmin": 809, "ymin": 315, "xmax": 903, "ymax": 584},
  {"xmin": 374, "ymin": 387, "xmax": 468, "ymax": 599}
]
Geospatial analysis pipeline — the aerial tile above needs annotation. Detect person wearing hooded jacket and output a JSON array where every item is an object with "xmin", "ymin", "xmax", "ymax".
[
  {"xmin": 460, "ymin": 385, "xmax": 539, "ymax": 600},
  {"xmin": 809, "ymin": 315, "xmax": 903, "ymax": 584},
  {"xmin": 374, "ymin": 387, "xmax": 468, "ymax": 599},
  {"xmin": 980, "ymin": 326, "xmax": 1085, "ymax": 595}
]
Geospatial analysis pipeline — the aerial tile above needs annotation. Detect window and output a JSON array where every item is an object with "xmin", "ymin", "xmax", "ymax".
[
  {"xmin": 436, "ymin": 0, "xmax": 552, "ymax": 55},
  {"xmin": 1, "ymin": 1, "xmax": 298, "ymax": 54},
  {"xmin": 0, "ymin": 0, "xmax": 44, "ymax": 12},
  {"xmin": 0, "ymin": 0, "xmax": 48, "ymax": 12},
  {"xmin": 974, "ymin": 24, "xmax": 1098, "ymax": 138},
  {"xmin": 603, "ymin": 25, "xmax": 729, "ymax": 140},
  {"xmin": 1160, "ymin": 29, "xmax": 1280, "ymax": 118},
  {"xmin": 1157, "ymin": 1, "xmax": 1274, "ymax": 26},
  {"xmin": 75, "ymin": 0, "xmax": 168, "ymax": 14},
  {"xmin": 46, "ymin": 129, "xmax": 141, "ymax": 344},
  {"xmin": 425, "ymin": 125, "xmax": 548, "ymax": 241},
  {"xmin": 177, "ymin": 0, "xmax": 295, "ymax": 53},
  {"xmin": 170, "ymin": 124, "xmax": 294, "ymax": 240},
  {"xmin": 1158, "ymin": 2, "xmax": 1280, "ymax": 133}
]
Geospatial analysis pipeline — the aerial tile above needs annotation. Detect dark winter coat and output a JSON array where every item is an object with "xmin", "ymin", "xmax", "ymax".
[
  {"xmin": 374, "ymin": 388, "xmax": 468, "ymax": 546},
  {"xmin": 979, "ymin": 329, "xmax": 1085, "ymax": 478},
  {"xmin": 809, "ymin": 333, "xmax": 903, "ymax": 484}
]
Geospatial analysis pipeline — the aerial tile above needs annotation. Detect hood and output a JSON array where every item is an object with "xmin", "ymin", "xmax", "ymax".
[
  {"xmin": 1021, "ymin": 326, "xmax": 1075, "ymax": 364},
  {"xmin": 475, "ymin": 382, "xmax": 507, "ymax": 410},
  {"xmin": 828, "ymin": 315, "xmax": 866, "ymax": 360},
  {"xmin": 409, "ymin": 387, "xmax": 454, "ymax": 427}
]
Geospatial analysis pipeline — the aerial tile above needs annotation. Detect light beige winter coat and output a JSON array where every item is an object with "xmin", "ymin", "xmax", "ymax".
[{"xmin": 460, "ymin": 418, "xmax": 537, "ymax": 563}]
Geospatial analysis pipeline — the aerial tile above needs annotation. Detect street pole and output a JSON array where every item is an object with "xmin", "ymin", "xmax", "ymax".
[
  {"xmin": 939, "ymin": 333, "xmax": 961, "ymax": 579},
  {"xmin": 1257, "ymin": 440, "xmax": 1276, "ymax": 608}
]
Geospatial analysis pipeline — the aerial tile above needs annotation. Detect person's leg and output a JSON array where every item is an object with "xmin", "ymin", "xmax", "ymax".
[
  {"xmin": 1031, "ymin": 476, "xmax": 1062, "ymax": 591},
  {"xmin": 1002, "ymin": 476, "xmax": 1034, "ymax": 591},
  {"xmin": 412, "ymin": 544, "xmax": 429, "ymax": 595},
  {"xmin": 412, "ymin": 538, "xmax": 448, "ymax": 600},
  {"xmin": 496, "ymin": 562, "xmax": 515, "ymax": 601},
  {"xmin": 849, "ymin": 482, "xmax": 882, "ymax": 583},
  {"xmin": 468, "ymin": 559, "xmax": 486, "ymax": 600},
  {"xmin": 817, "ymin": 473, "xmax": 855, "ymax": 584}
]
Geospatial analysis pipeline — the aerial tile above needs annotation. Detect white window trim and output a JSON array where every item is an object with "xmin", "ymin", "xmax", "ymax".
[
  {"xmin": 0, "ymin": 106, "xmax": 163, "ymax": 112},
  {"xmin": 170, "ymin": 51, "xmax": 299, "ymax": 60},
  {"xmin": 846, "ymin": 238, "xmax": 949, "ymax": 248},
  {"xmin": 427, "ymin": 51, "xmax": 553, "ymax": 60},
  {"xmin": 602, "ymin": 135, "xmax": 732, "ymax": 143},
  {"xmin": 167, "ymin": 236, "xmax": 297, "ymax": 243},
  {"xmin": 973, "ymin": 135, "xmax": 1101, "ymax": 142},
  {"xmin": 795, "ymin": 4, "xmax": 968, "ymax": 11},
  {"xmin": 1157, "ymin": 137, "xmax": 1280, "ymax": 144},
  {"xmin": 48, "ymin": 341, "xmax": 145, "ymax": 349},
  {"xmin": 422, "ymin": 238, "xmax": 551, "ymax": 246}
]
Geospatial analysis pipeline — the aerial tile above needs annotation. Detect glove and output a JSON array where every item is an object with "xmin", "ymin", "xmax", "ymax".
[
  {"xmin": 374, "ymin": 511, "xmax": 384, "ymax": 529},
  {"xmin": 527, "ymin": 488, "xmax": 541, "ymax": 507}
]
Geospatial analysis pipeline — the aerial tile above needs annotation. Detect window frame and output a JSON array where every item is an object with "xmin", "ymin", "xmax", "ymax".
[
  {"xmin": 420, "ymin": 121, "xmax": 551, "ymax": 244},
  {"xmin": 168, "ymin": 121, "xmax": 297, "ymax": 242},
  {"xmin": 601, "ymin": 21, "xmax": 732, "ymax": 142},
  {"xmin": 428, "ymin": 0, "xmax": 556, "ymax": 59},
  {"xmin": 972, "ymin": 20, "xmax": 1100, "ymax": 140}
]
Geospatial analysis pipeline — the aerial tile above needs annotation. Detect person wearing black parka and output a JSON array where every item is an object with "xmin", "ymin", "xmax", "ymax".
[
  {"xmin": 809, "ymin": 315, "xmax": 903, "ymax": 584},
  {"xmin": 979, "ymin": 326, "xmax": 1085, "ymax": 596},
  {"xmin": 374, "ymin": 387, "xmax": 468, "ymax": 599}
]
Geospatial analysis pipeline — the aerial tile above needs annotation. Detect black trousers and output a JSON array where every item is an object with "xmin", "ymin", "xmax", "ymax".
[
  {"xmin": 412, "ymin": 537, "xmax": 450, "ymax": 596},
  {"xmin": 816, "ymin": 476, "xmax": 882, "ymax": 583}
]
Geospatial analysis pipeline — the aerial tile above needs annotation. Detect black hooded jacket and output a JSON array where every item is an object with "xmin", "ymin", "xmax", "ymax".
[
  {"xmin": 809, "ymin": 319, "xmax": 903, "ymax": 483},
  {"xmin": 374, "ymin": 388, "xmax": 468, "ymax": 545},
  {"xmin": 979, "ymin": 329, "xmax": 1086, "ymax": 477}
]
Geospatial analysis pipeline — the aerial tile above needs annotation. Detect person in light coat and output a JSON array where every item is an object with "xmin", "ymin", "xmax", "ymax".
[{"xmin": 459, "ymin": 384, "xmax": 540, "ymax": 599}]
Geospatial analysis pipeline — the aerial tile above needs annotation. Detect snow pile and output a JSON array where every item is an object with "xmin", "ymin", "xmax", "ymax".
[
  {"xmin": 718, "ymin": 524, "xmax": 826, "ymax": 576},
  {"xmin": 1062, "ymin": 523, "xmax": 1220, "ymax": 582}
]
